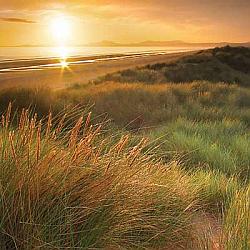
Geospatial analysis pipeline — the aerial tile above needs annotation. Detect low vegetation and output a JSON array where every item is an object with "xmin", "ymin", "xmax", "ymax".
[
  {"xmin": 1, "ymin": 81, "xmax": 250, "ymax": 128},
  {"xmin": 0, "ymin": 105, "xmax": 249, "ymax": 249},
  {"xmin": 148, "ymin": 118, "xmax": 250, "ymax": 179},
  {"xmin": 0, "ymin": 106, "xmax": 207, "ymax": 249},
  {"xmin": 0, "ymin": 46, "xmax": 249, "ymax": 249},
  {"xmin": 95, "ymin": 46, "xmax": 250, "ymax": 86}
]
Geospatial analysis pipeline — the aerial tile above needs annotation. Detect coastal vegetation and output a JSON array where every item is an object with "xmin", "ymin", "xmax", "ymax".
[
  {"xmin": 0, "ymin": 47, "xmax": 249, "ymax": 249},
  {"xmin": 96, "ymin": 46, "xmax": 250, "ymax": 86}
]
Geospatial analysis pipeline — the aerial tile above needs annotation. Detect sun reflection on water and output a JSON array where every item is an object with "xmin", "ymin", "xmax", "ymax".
[
  {"xmin": 55, "ymin": 46, "xmax": 71, "ymax": 68},
  {"xmin": 60, "ymin": 59, "xmax": 68, "ymax": 68}
]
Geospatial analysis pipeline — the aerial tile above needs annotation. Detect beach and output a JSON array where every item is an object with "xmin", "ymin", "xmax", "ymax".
[{"xmin": 0, "ymin": 50, "xmax": 194, "ymax": 90}]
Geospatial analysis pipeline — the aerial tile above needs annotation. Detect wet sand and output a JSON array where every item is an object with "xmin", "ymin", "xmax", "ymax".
[{"xmin": 0, "ymin": 51, "xmax": 194, "ymax": 90}]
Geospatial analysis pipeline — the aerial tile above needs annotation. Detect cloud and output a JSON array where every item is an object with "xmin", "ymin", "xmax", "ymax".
[
  {"xmin": 0, "ymin": 0, "xmax": 249, "ymax": 43},
  {"xmin": 0, "ymin": 17, "xmax": 36, "ymax": 23}
]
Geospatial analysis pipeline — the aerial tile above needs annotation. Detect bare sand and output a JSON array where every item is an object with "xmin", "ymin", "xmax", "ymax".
[{"xmin": 0, "ymin": 51, "xmax": 194, "ymax": 90}]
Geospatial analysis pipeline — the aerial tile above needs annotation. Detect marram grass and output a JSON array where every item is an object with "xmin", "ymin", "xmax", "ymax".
[
  {"xmin": 0, "ymin": 104, "xmax": 198, "ymax": 249},
  {"xmin": 0, "ymin": 104, "xmax": 249, "ymax": 249}
]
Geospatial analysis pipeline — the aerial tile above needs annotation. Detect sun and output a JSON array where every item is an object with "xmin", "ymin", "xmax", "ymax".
[{"xmin": 50, "ymin": 15, "xmax": 72, "ymax": 44}]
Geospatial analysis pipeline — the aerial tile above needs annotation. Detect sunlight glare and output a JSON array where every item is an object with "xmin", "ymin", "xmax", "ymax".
[
  {"xmin": 54, "ymin": 46, "xmax": 71, "ymax": 69},
  {"xmin": 56, "ymin": 46, "xmax": 70, "ymax": 59},
  {"xmin": 50, "ymin": 15, "xmax": 72, "ymax": 44},
  {"xmin": 60, "ymin": 59, "xmax": 69, "ymax": 68}
]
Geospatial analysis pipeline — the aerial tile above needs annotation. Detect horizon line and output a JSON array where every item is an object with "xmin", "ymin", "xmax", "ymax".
[{"xmin": 0, "ymin": 40, "xmax": 250, "ymax": 48}]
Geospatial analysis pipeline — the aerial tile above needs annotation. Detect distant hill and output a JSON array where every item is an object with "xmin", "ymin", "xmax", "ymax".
[
  {"xmin": 2, "ymin": 41, "xmax": 249, "ymax": 48},
  {"xmin": 87, "ymin": 40, "xmax": 250, "ymax": 48},
  {"xmin": 96, "ymin": 46, "xmax": 250, "ymax": 86}
]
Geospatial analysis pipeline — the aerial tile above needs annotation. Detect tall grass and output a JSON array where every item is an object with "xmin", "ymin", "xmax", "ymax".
[
  {"xmin": 0, "ymin": 82, "xmax": 249, "ymax": 129},
  {"xmin": 0, "ymin": 104, "xmax": 248, "ymax": 249},
  {"xmin": 0, "ymin": 78, "xmax": 249, "ymax": 248},
  {"xmin": 223, "ymin": 186, "xmax": 250, "ymax": 250},
  {"xmin": 0, "ymin": 105, "xmax": 201, "ymax": 249},
  {"xmin": 0, "ymin": 83, "xmax": 249, "ymax": 179}
]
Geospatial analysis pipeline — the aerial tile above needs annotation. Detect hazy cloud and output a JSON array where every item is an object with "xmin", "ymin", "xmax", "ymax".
[
  {"xmin": 0, "ymin": 17, "xmax": 36, "ymax": 23},
  {"xmin": 0, "ymin": 0, "xmax": 249, "ymax": 43}
]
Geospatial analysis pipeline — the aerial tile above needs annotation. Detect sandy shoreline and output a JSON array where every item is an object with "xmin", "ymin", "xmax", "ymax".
[{"xmin": 0, "ymin": 51, "xmax": 194, "ymax": 90}]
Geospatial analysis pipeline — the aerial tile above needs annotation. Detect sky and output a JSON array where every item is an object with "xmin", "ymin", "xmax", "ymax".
[{"xmin": 0, "ymin": 0, "xmax": 250, "ymax": 46}]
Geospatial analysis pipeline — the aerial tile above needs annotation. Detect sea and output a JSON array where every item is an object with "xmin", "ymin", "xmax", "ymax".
[
  {"xmin": 0, "ymin": 46, "xmax": 208, "ymax": 73},
  {"xmin": 0, "ymin": 46, "xmax": 205, "ymax": 61}
]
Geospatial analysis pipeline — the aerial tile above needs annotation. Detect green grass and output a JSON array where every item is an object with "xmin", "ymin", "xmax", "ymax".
[
  {"xmin": 148, "ymin": 118, "xmax": 250, "ymax": 180},
  {"xmin": 222, "ymin": 186, "xmax": 250, "ymax": 250}
]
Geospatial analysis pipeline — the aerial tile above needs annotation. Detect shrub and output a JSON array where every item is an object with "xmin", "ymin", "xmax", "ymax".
[
  {"xmin": 95, "ymin": 46, "xmax": 250, "ymax": 86},
  {"xmin": 235, "ymin": 89, "xmax": 250, "ymax": 107},
  {"xmin": 0, "ymin": 87, "xmax": 58, "ymax": 118}
]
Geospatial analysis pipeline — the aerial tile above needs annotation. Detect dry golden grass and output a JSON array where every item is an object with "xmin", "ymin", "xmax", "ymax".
[{"xmin": 0, "ymin": 104, "xmax": 201, "ymax": 249}]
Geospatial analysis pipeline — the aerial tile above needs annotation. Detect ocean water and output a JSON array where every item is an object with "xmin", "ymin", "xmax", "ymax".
[
  {"xmin": 0, "ymin": 46, "xmax": 203, "ymax": 61},
  {"xmin": 0, "ymin": 46, "xmax": 208, "ymax": 73}
]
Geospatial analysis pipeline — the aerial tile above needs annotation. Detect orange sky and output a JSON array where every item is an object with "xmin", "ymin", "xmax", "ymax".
[{"xmin": 0, "ymin": 0, "xmax": 250, "ymax": 46}]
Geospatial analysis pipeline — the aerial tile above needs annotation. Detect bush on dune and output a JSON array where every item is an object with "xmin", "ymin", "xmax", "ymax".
[
  {"xmin": 213, "ymin": 46, "xmax": 250, "ymax": 74},
  {"xmin": 95, "ymin": 46, "xmax": 250, "ymax": 86}
]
